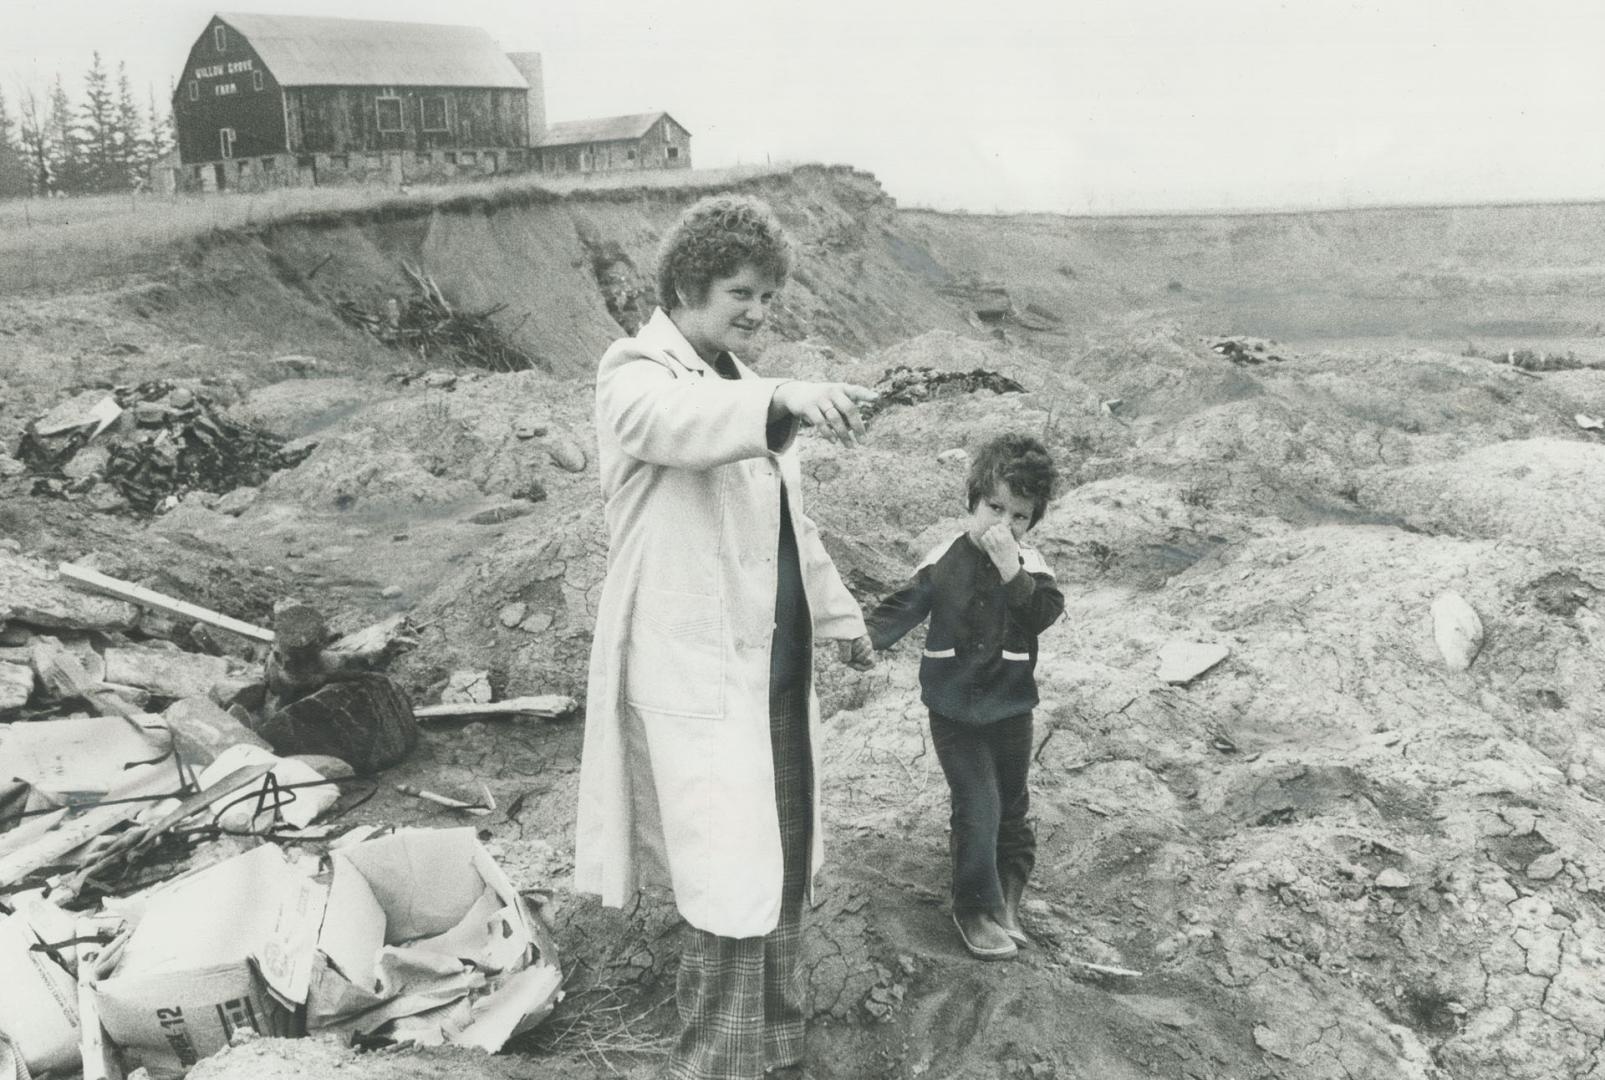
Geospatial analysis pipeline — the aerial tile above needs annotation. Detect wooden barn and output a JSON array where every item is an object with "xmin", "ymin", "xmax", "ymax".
[
  {"xmin": 535, "ymin": 112, "xmax": 692, "ymax": 176},
  {"xmin": 171, "ymin": 13, "xmax": 544, "ymax": 190}
]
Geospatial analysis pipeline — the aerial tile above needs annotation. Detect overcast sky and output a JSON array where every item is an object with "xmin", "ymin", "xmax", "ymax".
[{"xmin": 5, "ymin": 0, "xmax": 1603, "ymax": 213}]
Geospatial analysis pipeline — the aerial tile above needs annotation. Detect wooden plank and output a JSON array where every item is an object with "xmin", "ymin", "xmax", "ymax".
[
  {"xmin": 77, "ymin": 915, "xmax": 124, "ymax": 1080},
  {"xmin": 57, "ymin": 563, "xmax": 275, "ymax": 644},
  {"xmin": 413, "ymin": 694, "xmax": 576, "ymax": 721}
]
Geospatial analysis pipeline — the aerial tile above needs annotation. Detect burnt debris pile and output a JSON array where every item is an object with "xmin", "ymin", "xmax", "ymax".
[
  {"xmin": 336, "ymin": 262, "xmax": 541, "ymax": 374},
  {"xmin": 861, "ymin": 364, "xmax": 1027, "ymax": 421},
  {"xmin": 15, "ymin": 381, "xmax": 310, "ymax": 514}
]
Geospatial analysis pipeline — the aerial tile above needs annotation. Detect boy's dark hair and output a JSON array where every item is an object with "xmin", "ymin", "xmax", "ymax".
[
  {"xmin": 657, "ymin": 194, "xmax": 794, "ymax": 311},
  {"xmin": 967, "ymin": 434, "xmax": 1058, "ymax": 526}
]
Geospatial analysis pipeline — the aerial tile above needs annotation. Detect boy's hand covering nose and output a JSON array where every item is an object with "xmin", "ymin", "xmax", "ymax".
[
  {"xmin": 978, "ymin": 522, "xmax": 1021, "ymax": 581},
  {"xmin": 839, "ymin": 634, "xmax": 876, "ymax": 670}
]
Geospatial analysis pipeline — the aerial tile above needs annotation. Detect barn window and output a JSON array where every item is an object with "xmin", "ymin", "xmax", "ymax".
[
  {"xmin": 214, "ymin": 25, "xmax": 227, "ymax": 51},
  {"xmin": 421, "ymin": 96, "xmax": 448, "ymax": 132},
  {"xmin": 376, "ymin": 96, "xmax": 404, "ymax": 133},
  {"xmin": 253, "ymin": 71, "xmax": 264, "ymax": 92},
  {"xmin": 188, "ymin": 81, "xmax": 199, "ymax": 102},
  {"xmin": 219, "ymin": 128, "xmax": 236, "ymax": 159},
  {"xmin": 667, "ymin": 146, "xmax": 680, "ymax": 160},
  {"xmin": 627, "ymin": 147, "xmax": 636, "ymax": 161},
  {"xmin": 260, "ymin": 157, "xmax": 275, "ymax": 170}
]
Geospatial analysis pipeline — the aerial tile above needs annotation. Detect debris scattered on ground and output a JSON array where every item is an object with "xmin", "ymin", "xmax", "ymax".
[
  {"xmin": 15, "ymin": 382, "xmax": 309, "ymax": 514},
  {"xmin": 0, "ymin": 543, "xmax": 568, "ymax": 1077},
  {"xmin": 396, "ymin": 780, "xmax": 496, "ymax": 816},
  {"xmin": 335, "ymin": 263, "xmax": 539, "ymax": 373},
  {"xmin": 1430, "ymin": 590, "xmax": 1484, "ymax": 671},
  {"xmin": 1209, "ymin": 338, "xmax": 1283, "ymax": 365},
  {"xmin": 1156, "ymin": 640, "xmax": 1231, "ymax": 685},
  {"xmin": 1465, "ymin": 343, "xmax": 1602, "ymax": 372},
  {"xmin": 861, "ymin": 365, "xmax": 1026, "ymax": 420}
]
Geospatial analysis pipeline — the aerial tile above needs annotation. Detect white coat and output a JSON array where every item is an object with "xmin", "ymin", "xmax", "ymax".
[{"xmin": 573, "ymin": 308, "xmax": 868, "ymax": 938}]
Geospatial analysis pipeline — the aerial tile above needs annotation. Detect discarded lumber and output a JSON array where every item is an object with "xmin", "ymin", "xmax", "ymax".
[
  {"xmin": 105, "ymin": 643, "xmax": 234, "ymax": 700},
  {"xmin": 414, "ymin": 694, "xmax": 577, "ymax": 721},
  {"xmin": 77, "ymin": 915, "xmax": 119, "ymax": 1080},
  {"xmin": 1, "ymin": 552, "xmax": 140, "ymax": 633},
  {"xmin": 325, "ymin": 613, "xmax": 417, "ymax": 666},
  {"xmin": 58, "ymin": 761, "xmax": 275, "ymax": 900},
  {"xmin": 57, "ymin": 563, "xmax": 275, "ymax": 644},
  {"xmin": 162, "ymin": 695, "xmax": 273, "ymax": 766},
  {"xmin": 0, "ymin": 761, "xmax": 177, "ymax": 889},
  {"xmin": 31, "ymin": 638, "xmax": 155, "ymax": 735}
]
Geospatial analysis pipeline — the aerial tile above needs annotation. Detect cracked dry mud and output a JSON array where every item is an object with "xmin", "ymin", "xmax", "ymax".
[{"xmin": 6, "ymin": 169, "xmax": 1605, "ymax": 1080}]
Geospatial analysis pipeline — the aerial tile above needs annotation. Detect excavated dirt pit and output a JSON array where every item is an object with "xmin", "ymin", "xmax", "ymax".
[{"xmin": 6, "ymin": 171, "xmax": 1605, "ymax": 1080}]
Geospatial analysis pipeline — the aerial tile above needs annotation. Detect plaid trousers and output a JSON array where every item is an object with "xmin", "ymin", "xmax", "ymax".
[{"xmin": 663, "ymin": 685, "xmax": 811, "ymax": 1080}]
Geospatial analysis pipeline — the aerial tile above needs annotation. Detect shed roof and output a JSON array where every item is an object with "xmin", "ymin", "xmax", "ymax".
[
  {"xmin": 537, "ymin": 112, "xmax": 686, "ymax": 147},
  {"xmin": 216, "ymin": 12, "xmax": 529, "ymax": 88}
]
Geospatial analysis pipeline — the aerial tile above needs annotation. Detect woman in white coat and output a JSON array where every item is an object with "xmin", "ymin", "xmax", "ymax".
[{"xmin": 575, "ymin": 195, "xmax": 877, "ymax": 1080}]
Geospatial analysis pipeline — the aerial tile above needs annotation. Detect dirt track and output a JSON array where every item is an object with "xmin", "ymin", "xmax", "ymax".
[{"xmin": 5, "ymin": 168, "xmax": 1605, "ymax": 1080}]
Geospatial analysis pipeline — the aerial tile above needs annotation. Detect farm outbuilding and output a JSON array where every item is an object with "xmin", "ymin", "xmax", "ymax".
[
  {"xmin": 171, "ymin": 13, "xmax": 543, "ymax": 191},
  {"xmin": 535, "ymin": 112, "xmax": 691, "ymax": 176}
]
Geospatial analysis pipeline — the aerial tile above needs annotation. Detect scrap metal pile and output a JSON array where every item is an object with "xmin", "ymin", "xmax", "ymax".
[
  {"xmin": 14, "ymin": 381, "xmax": 312, "ymax": 514},
  {"xmin": 335, "ymin": 263, "xmax": 539, "ymax": 374},
  {"xmin": 0, "ymin": 551, "xmax": 574, "ymax": 1078}
]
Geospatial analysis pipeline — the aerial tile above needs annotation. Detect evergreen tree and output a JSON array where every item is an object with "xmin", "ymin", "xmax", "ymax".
[
  {"xmin": 47, "ymin": 75, "xmax": 81, "ymax": 193},
  {"xmin": 115, "ymin": 62, "xmax": 146, "ymax": 188},
  {"xmin": 0, "ymin": 86, "xmax": 31, "ymax": 198},
  {"xmin": 79, "ymin": 52, "xmax": 119, "ymax": 192}
]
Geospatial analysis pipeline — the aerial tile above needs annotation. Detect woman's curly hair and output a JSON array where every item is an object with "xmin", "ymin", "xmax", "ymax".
[
  {"xmin": 657, "ymin": 194, "xmax": 794, "ymax": 311},
  {"xmin": 966, "ymin": 433, "xmax": 1059, "ymax": 526}
]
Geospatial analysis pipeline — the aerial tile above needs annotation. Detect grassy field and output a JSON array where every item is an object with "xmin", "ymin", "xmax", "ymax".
[{"xmin": 0, "ymin": 162, "xmax": 808, "ymax": 294}]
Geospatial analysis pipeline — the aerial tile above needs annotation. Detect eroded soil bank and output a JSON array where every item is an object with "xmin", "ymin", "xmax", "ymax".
[{"xmin": 5, "ymin": 170, "xmax": 1605, "ymax": 1080}]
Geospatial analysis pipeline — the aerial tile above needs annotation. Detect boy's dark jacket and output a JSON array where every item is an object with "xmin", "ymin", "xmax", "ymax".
[{"xmin": 865, "ymin": 533, "xmax": 1064, "ymax": 725}]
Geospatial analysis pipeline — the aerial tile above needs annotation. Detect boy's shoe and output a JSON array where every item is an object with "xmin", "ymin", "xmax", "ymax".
[
  {"xmin": 999, "ymin": 874, "xmax": 1030, "ymax": 946},
  {"xmin": 953, "ymin": 910, "xmax": 1018, "ymax": 960}
]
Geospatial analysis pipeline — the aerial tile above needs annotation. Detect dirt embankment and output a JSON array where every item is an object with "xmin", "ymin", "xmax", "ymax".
[{"xmin": 5, "ymin": 170, "xmax": 1605, "ymax": 1080}]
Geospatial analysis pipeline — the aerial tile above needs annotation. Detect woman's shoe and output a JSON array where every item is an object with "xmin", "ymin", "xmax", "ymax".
[{"xmin": 953, "ymin": 910, "xmax": 1018, "ymax": 960}]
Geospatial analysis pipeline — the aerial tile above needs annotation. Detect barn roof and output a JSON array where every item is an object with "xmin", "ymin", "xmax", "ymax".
[
  {"xmin": 215, "ymin": 12, "xmax": 529, "ymax": 88},
  {"xmin": 537, "ymin": 112, "xmax": 687, "ymax": 147}
]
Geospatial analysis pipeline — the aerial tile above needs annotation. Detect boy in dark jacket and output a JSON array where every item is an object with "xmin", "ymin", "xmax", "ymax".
[{"xmin": 865, "ymin": 434, "xmax": 1063, "ymax": 960}]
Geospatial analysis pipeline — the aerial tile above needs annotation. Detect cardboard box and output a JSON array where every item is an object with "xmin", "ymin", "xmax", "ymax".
[
  {"xmin": 93, "ymin": 844, "xmax": 296, "ymax": 1078},
  {"xmin": 256, "ymin": 827, "xmax": 560, "ymax": 1048},
  {"xmin": 0, "ymin": 896, "xmax": 81, "ymax": 1076}
]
